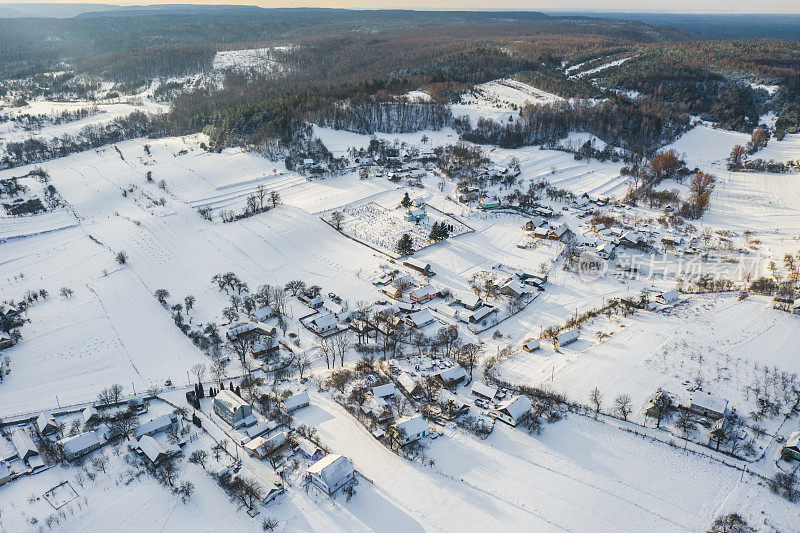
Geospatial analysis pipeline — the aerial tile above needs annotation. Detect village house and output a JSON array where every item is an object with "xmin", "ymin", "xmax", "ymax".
[
  {"xmin": 11, "ymin": 428, "xmax": 43, "ymax": 469},
  {"xmin": 409, "ymin": 285, "xmax": 437, "ymax": 303},
  {"xmin": 403, "ymin": 258, "xmax": 434, "ymax": 276},
  {"xmin": 524, "ymin": 217, "xmax": 548, "ymax": 232},
  {"xmin": 596, "ymin": 241, "xmax": 615, "ymax": 260},
  {"xmin": 0, "ymin": 461, "xmax": 11, "ymax": 486},
  {"xmin": 213, "ymin": 390, "xmax": 255, "ymax": 428},
  {"xmin": 468, "ymin": 305, "xmax": 497, "ymax": 325},
  {"xmin": 471, "ymin": 381, "xmax": 497, "ymax": 401},
  {"xmin": 282, "ymin": 391, "xmax": 310, "ymax": 413},
  {"xmin": 59, "ymin": 431, "xmax": 102, "ymax": 462},
  {"xmin": 501, "ymin": 279, "xmax": 529, "ymax": 299},
  {"xmin": 398, "ymin": 372, "xmax": 421, "ymax": 396},
  {"xmin": 687, "ymin": 392, "xmax": 728, "ymax": 421},
  {"xmin": 554, "ymin": 329, "xmax": 579, "ymax": 347},
  {"xmin": 299, "ymin": 294, "xmax": 324, "ymax": 308},
  {"xmin": 522, "ymin": 339, "xmax": 540, "ymax": 352},
  {"xmin": 392, "ymin": 415, "xmax": 429, "ymax": 445},
  {"xmin": 782, "ymin": 431, "xmax": 800, "ymax": 461},
  {"xmin": 306, "ymin": 454, "xmax": 357, "ymax": 496},
  {"xmin": 361, "ymin": 396, "xmax": 392, "ymax": 423},
  {"xmin": 252, "ymin": 336, "xmax": 279, "ymax": 357},
  {"xmin": 297, "ymin": 438, "xmax": 326, "ymax": 462},
  {"xmin": 137, "ymin": 435, "xmax": 170, "ymax": 467},
  {"xmin": 134, "ymin": 412, "xmax": 178, "ymax": 439},
  {"xmin": 36, "ymin": 412, "xmax": 59, "ymax": 436},
  {"xmin": 656, "ymin": 290, "xmax": 680, "ymax": 305},
  {"xmin": 308, "ymin": 313, "xmax": 340, "ymax": 336},
  {"xmin": 435, "ymin": 366, "xmax": 467, "ymax": 387},
  {"xmin": 492, "ymin": 396, "xmax": 533, "ymax": 427},
  {"xmin": 406, "ymin": 308, "xmax": 436, "ymax": 328},
  {"xmin": 82, "ymin": 406, "xmax": 101, "ymax": 426},
  {"xmin": 245, "ymin": 419, "xmax": 277, "ymax": 441},
  {"xmin": 0, "ymin": 336, "xmax": 14, "ymax": 350},
  {"xmin": 226, "ymin": 322, "xmax": 274, "ymax": 342},
  {"xmin": 438, "ymin": 389, "xmax": 470, "ymax": 416},
  {"xmin": 245, "ymin": 431, "xmax": 288, "ymax": 460},
  {"xmin": 371, "ymin": 383, "xmax": 397, "ymax": 400},
  {"xmin": 382, "ymin": 284, "xmax": 403, "ymax": 299},
  {"xmin": 478, "ymin": 197, "xmax": 501, "ymax": 209},
  {"xmin": 455, "ymin": 292, "xmax": 483, "ymax": 311}
]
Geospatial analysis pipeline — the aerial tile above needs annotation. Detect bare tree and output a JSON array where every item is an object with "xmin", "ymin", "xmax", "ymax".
[
  {"xmin": 190, "ymin": 363, "xmax": 206, "ymax": 383},
  {"xmin": 457, "ymin": 343, "xmax": 480, "ymax": 382},
  {"xmin": 316, "ymin": 336, "xmax": 335, "ymax": 369},
  {"xmin": 613, "ymin": 394, "xmax": 632, "ymax": 421},
  {"xmin": 188, "ymin": 450, "xmax": 208, "ymax": 469},
  {"xmin": 589, "ymin": 387, "xmax": 603, "ymax": 418},
  {"xmin": 293, "ymin": 353, "xmax": 311, "ymax": 381},
  {"xmin": 210, "ymin": 353, "xmax": 228, "ymax": 384},
  {"xmin": 332, "ymin": 330, "xmax": 353, "ymax": 368}
]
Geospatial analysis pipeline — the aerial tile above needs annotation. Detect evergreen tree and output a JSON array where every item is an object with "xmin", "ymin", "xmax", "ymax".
[
  {"xmin": 429, "ymin": 222, "xmax": 440, "ymax": 241},
  {"xmin": 396, "ymin": 233, "xmax": 414, "ymax": 255},
  {"xmin": 400, "ymin": 192, "xmax": 412, "ymax": 208}
]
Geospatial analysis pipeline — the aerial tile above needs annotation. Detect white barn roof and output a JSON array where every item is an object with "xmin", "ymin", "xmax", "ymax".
[
  {"xmin": 306, "ymin": 454, "xmax": 355, "ymax": 489},
  {"xmin": 59, "ymin": 431, "xmax": 100, "ymax": 457},
  {"xmin": 283, "ymin": 391, "xmax": 310, "ymax": 411}
]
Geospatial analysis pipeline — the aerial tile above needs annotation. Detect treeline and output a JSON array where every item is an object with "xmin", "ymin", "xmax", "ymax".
[
  {"xmin": 459, "ymin": 99, "xmax": 689, "ymax": 155},
  {"xmin": 78, "ymin": 43, "xmax": 217, "ymax": 84},
  {"xmin": 311, "ymin": 101, "xmax": 452, "ymax": 134},
  {"xmin": 2, "ymin": 111, "xmax": 170, "ymax": 169}
]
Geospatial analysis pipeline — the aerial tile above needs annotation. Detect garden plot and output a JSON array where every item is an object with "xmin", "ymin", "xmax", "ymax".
[
  {"xmin": 43, "ymin": 481, "xmax": 79, "ymax": 509},
  {"xmin": 331, "ymin": 202, "xmax": 471, "ymax": 256}
]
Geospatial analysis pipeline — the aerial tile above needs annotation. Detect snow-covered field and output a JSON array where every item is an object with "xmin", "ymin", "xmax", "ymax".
[{"xmin": 453, "ymin": 79, "xmax": 562, "ymax": 126}]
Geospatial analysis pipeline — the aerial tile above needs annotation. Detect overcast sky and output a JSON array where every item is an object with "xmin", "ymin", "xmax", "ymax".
[{"xmin": 31, "ymin": 0, "xmax": 800, "ymax": 14}]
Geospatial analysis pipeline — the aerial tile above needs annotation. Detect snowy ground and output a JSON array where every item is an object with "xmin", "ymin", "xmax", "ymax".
[{"xmin": 453, "ymin": 79, "xmax": 562, "ymax": 126}]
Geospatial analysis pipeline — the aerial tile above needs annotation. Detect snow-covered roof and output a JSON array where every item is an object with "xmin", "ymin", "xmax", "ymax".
[
  {"xmin": 310, "ymin": 313, "xmax": 338, "ymax": 330},
  {"xmin": 36, "ymin": 412, "xmax": 57, "ymax": 434},
  {"xmin": 245, "ymin": 420, "xmax": 274, "ymax": 439},
  {"xmin": 659, "ymin": 290, "xmax": 679, "ymax": 303},
  {"xmin": 134, "ymin": 413, "xmax": 176, "ymax": 438},
  {"xmin": 470, "ymin": 305, "xmax": 496, "ymax": 322},
  {"xmin": 59, "ymin": 431, "xmax": 100, "ymax": 457},
  {"xmin": 0, "ymin": 461, "xmax": 10, "ymax": 480},
  {"xmin": 438, "ymin": 389, "xmax": 469, "ymax": 409},
  {"xmin": 283, "ymin": 391, "xmax": 310, "ymax": 411},
  {"xmin": 394, "ymin": 415, "xmax": 428, "ymax": 436},
  {"xmin": 436, "ymin": 365, "xmax": 466, "ymax": 383},
  {"xmin": 786, "ymin": 431, "xmax": 800, "ymax": 449},
  {"xmin": 264, "ymin": 431, "xmax": 288, "ymax": 449},
  {"xmin": 138, "ymin": 435, "xmax": 165, "ymax": 463},
  {"xmin": 82, "ymin": 406, "xmax": 99, "ymax": 424},
  {"xmin": 214, "ymin": 390, "xmax": 249, "ymax": 411},
  {"xmin": 471, "ymin": 381, "xmax": 497, "ymax": 399},
  {"xmin": 689, "ymin": 391, "xmax": 728, "ymax": 415},
  {"xmin": 398, "ymin": 372, "xmax": 419, "ymax": 394},
  {"xmin": 502, "ymin": 279, "xmax": 527, "ymax": 296},
  {"xmin": 11, "ymin": 428, "xmax": 38, "ymax": 460},
  {"xmin": 497, "ymin": 396, "xmax": 532, "ymax": 421},
  {"xmin": 253, "ymin": 306, "xmax": 273, "ymax": 321},
  {"xmin": 372, "ymin": 383, "xmax": 397, "ymax": 398},
  {"xmin": 556, "ymin": 329, "xmax": 579, "ymax": 345},
  {"xmin": 407, "ymin": 308, "xmax": 435, "ymax": 326},
  {"xmin": 298, "ymin": 438, "xmax": 323, "ymax": 458},
  {"xmin": 306, "ymin": 454, "xmax": 355, "ymax": 488},
  {"xmin": 523, "ymin": 339, "xmax": 540, "ymax": 351},
  {"xmin": 409, "ymin": 285, "xmax": 436, "ymax": 299}
]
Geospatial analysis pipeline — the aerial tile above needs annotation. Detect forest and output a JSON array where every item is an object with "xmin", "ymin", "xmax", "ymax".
[{"xmin": 2, "ymin": 8, "xmax": 798, "ymax": 166}]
